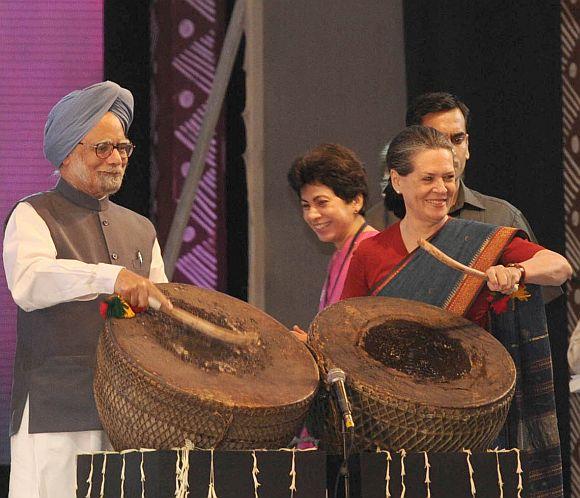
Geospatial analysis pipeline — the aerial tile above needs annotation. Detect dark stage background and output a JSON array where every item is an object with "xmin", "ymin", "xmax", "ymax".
[{"xmin": 0, "ymin": 1, "xmax": 570, "ymax": 497}]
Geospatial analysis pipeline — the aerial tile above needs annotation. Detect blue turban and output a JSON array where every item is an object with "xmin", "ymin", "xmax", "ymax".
[{"xmin": 43, "ymin": 81, "xmax": 134, "ymax": 167}]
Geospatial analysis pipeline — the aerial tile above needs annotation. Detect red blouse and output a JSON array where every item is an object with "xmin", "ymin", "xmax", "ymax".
[{"xmin": 341, "ymin": 222, "xmax": 544, "ymax": 329}]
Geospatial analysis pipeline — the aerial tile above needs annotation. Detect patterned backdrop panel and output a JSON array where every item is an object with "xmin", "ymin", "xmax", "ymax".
[
  {"xmin": 0, "ymin": 0, "xmax": 104, "ymax": 464},
  {"xmin": 151, "ymin": 0, "xmax": 227, "ymax": 291},
  {"xmin": 562, "ymin": 1, "xmax": 580, "ymax": 495}
]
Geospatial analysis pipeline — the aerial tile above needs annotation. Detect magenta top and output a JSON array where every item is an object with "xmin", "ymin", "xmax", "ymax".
[{"xmin": 319, "ymin": 228, "xmax": 378, "ymax": 310}]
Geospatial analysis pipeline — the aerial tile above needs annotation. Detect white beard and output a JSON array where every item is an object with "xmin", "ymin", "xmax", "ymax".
[{"xmin": 64, "ymin": 154, "xmax": 125, "ymax": 197}]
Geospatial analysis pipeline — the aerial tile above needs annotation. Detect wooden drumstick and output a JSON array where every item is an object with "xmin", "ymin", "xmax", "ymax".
[
  {"xmin": 417, "ymin": 238, "xmax": 520, "ymax": 293},
  {"xmin": 417, "ymin": 238, "xmax": 488, "ymax": 279},
  {"xmin": 148, "ymin": 296, "xmax": 258, "ymax": 347}
]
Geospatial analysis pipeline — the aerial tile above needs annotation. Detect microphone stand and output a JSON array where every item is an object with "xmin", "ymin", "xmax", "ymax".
[
  {"xmin": 327, "ymin": 368, "xmax": 354, "ymax": 498},
  {"xmin": 339, "ymin": 419, "xmax": 351, "ymax": 498}
]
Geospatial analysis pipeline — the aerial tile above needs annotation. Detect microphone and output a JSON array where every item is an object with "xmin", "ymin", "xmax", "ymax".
[{"xmin": 327, "ymin": 368, "xmax": 355, "ymax": 429}]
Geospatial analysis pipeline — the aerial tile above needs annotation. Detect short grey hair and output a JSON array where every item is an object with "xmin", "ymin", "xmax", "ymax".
[{"xmin": 386, "ymin": 125, "xmax": 456, "ymax": 177}]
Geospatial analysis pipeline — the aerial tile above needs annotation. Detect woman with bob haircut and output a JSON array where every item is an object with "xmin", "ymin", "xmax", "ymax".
[{"xmin": 287, "ymin": 143, "xmax": 378, "ymax": 340}]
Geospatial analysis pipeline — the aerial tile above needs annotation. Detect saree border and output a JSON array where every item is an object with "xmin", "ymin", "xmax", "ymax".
[{"xmin": 445, "ymin": 226, "xmax": 519, "ymax": 315}]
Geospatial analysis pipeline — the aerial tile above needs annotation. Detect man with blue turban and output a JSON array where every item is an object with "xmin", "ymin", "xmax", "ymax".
[{"xmin": 3, "ymin": 81, "xmax": 173, "ymax": 498}]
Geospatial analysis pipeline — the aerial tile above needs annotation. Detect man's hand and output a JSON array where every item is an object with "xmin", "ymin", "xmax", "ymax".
[{"xmin": 114, "ymin": 268, "xmax": 173, "ymax": 312}]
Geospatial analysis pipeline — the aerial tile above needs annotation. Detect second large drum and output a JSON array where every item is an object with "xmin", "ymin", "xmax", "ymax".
[{"xmin": 309, "ymin": 296, "xmax": 516, "ymax": 453}]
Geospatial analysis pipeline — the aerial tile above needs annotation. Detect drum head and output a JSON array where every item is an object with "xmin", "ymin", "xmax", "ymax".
[
  {"xmin": 110, "ymin": 283, "xmax": 318, "ymax": 408},
  {"xmin": 312, "ymin": 296, "xmax": 515, "ymax": 408}
]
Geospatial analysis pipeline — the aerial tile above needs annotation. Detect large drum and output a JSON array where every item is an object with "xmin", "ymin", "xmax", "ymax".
[
  {"xmin": 309, "ymin": 297, "xmax": 516, "ymax": 453},
  {"xmin": 94, "ymin": 283, "xmax": 319, "ymax": 450}
]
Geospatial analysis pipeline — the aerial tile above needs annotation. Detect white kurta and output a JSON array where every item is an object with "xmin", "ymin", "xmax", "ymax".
[{"xmin": 3, "ymin": 201, "xmax": 168, "ymax": 498}]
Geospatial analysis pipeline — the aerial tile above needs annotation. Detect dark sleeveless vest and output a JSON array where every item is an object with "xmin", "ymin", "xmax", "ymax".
[{"xmin": 10, "ymin": 178, "xmax": 155, "ymax": 434}]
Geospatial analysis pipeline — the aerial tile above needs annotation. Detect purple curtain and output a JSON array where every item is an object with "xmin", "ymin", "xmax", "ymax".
[{"xmin": 0, "ymin": 1, "xmax": 104, "ymax": 463}]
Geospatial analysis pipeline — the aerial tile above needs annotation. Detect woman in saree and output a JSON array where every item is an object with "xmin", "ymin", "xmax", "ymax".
[
  {"xmin": 341, "ymin": 125, "xmax": 572, "ymax": 498},
  {"xmin": 287, "ymin": 143, "xmax": 378, "ymax": 342}
]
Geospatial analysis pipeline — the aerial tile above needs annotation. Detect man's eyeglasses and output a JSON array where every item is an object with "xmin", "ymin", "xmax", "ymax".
[
  {"xmin": 79, "ymin": 141, "xmax": 135, "ymax": 159},
  {"xmin": 449, "ymin": 132, "xmax": 467, "ymax": 146}
]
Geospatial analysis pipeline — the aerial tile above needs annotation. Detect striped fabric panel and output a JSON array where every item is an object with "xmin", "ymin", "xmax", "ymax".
[
  {"xmin": 151, "ymin": 0, "xmax": 226, "ymax": 291},
  {"xmin": 562, "ymin": 0, "xmax": 580, "ymax": 495}
]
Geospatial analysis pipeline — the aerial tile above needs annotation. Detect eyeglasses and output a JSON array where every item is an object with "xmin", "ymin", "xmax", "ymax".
[{"xmin": 79, "ymin": 141, "xmax": 135, "ymax": 159}]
